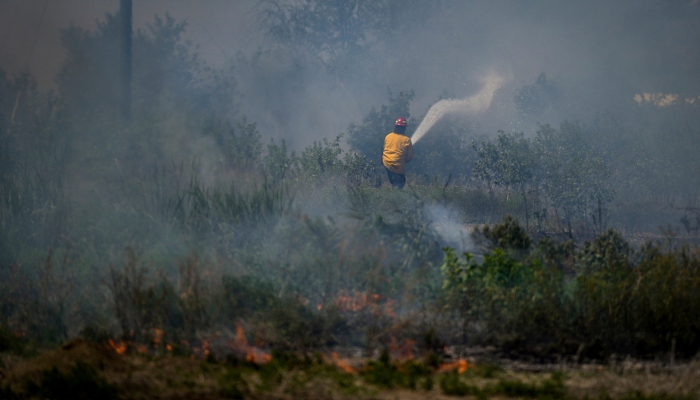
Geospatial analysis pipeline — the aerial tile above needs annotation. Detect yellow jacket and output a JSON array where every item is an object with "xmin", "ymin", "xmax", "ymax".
[{"xmin": 382, "ymin": 132, "xmax": 414, "ymax": 174}]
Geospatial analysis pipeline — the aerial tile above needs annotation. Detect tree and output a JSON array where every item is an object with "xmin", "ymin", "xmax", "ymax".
[
  {"xmin": 514, "ymin": 72, "xmax": 560, "ymax": 117},
  {"xmin": 55, "ymin": 12, "xmax": 238, "ymax": 178},
  {"xmin": 259, "ymin": 0, "xmax": 440, "ymax": 89},
  {"xmin": 260, "ymin": 0, "xmax": 390, "ymax": 85},
  {"xmin": 534, "ymin": 122, "xmax": 612, "ymax": 239},
  {"xmin": 473, "ymin": 131, "xmax": 537, "ymax": 229},
  {"xmin": 472, "ymin": 122, "xmax": 613, "ymax": 239}
]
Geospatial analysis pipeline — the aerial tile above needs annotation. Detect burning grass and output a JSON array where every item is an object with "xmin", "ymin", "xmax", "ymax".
[{"xmin": 1, "ymin": 337, "xmax": 698, "ymax": 399}]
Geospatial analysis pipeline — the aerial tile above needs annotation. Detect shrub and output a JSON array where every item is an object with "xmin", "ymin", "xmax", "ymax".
[
  {"xmin": 443, "ymin": 218, "xmax": 700, "ymax": 359},
  {"xmin": 295, "ymin": 134, "xmax": 344, "ymax": 182},
  {"xmin": 264, "ymin": 138, "xmax": 295, "ymax": 181},
  {"xmin": 439, "ymin": 370, "xmax": 481, "ymax": 396}
]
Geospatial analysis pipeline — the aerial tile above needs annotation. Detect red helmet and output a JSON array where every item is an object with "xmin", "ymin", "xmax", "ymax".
[{"xmin": 395, "ymin": 117, "xmax": 408, "ymax": 126}]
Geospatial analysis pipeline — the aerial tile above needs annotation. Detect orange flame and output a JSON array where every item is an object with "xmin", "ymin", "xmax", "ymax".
[
  {"xmin": 152, "ymin": 328, "xmax": 164, "ymax": 346},
  {"xmin": 232, "ymin": 325, "xmax": 271, "ymax": 365},
  {"xmin": 330, "ymin": 352, "xmax": 356, "ymax": 373},
  {"xmin": 108, "ymin": 339, "xmax": 127, "ymax": 354},
  {"xmin": 246, "ymin": 347, "xmax": 272, "ymax": 364},
  {"xmin": 438, "ymin": 359, "xmax": 470, "ymax": 374},
  {"xmin": 202, "ymin": 339, "xmax": 210, "ymax": 356}
]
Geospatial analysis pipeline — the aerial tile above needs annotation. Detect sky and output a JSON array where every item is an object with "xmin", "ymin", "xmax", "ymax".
[{"xmin": 2, "ymin": 0, "xmax": 700, "ymax": 147}]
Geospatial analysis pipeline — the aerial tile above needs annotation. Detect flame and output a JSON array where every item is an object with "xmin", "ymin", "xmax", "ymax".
[
  {"xmin": 201, "ymin": 339, "xmax": 210, "ymax": 356},
  {"xmin": 438, "ymin": 359, "xmax": 470, "ymax": 374},
  {"xmin": 110, "ymin": 341, "xmax": 146, "ymax": 354},
  {"xmin": 232, "ymin": 325, "xmax": 271, "ymax": 365},
  {"xmin": 108, "ymin": 339, "xmax": 127, "ymax": 354},
  {"xmin": 246, "ymin": 347, "xmax": 272, "ymax": 364},
  {"xmin": 152, "ymin": 328, "xmax": 164, "ymax": 346},
  {"xmin": 330, "ymin": 352, "xmax": 356, "ymax": 373}
]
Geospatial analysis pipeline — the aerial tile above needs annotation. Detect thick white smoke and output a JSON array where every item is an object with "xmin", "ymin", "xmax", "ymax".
[{"xmin": 411, "ymin": 71, "xmax": 508, "ymax": 144}]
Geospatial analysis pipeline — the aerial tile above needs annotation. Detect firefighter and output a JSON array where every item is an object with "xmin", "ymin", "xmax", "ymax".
[{"xmin": 382, "ymin": 117, "xmax": 414, "ymax": 189}]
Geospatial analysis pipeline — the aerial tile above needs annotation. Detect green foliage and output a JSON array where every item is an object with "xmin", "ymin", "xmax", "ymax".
[
  {"xmin": 536, "ymin": 122, "xmax": 612, "ymax": 238},
  {"xmin": 361, "ymin": 356, "xmax": 431, "ymax": 390},
  {"xmin": 472, "ymin": 363, "xmax": 504, "ymax": 379},
  {"xmin": 58, "ymin": 13, "xmax": 220, "ymax": 120},
  {"xmin": 264, "ymin": 138, "xmax": 295, "ymax": 181},
  {"xmin": 514, "ymin": 72, "xmax": 561, "ymax": 117},
  {"xmin": 296, "ymin": 134, "xmax": 344, "ymax": 181},
  {"xmin": 491, "ymin": 372, "xmax": 565, "ymax": 399},
  {"xmin": 475, "ymin": 215, "xmax": 533, "ymax": 251},
  {"xmin": 442, "ymin": 242, "xmax": 568, "ymax": 351},
  {"xmin": 25, "ymin": 362, "xmax": 119, "ymax": 400},
  {"xmin": 410, "ymin": 118, "xmax": 475, "ymax": 182},
  {"xmin": 260, "ymin": 0, "xmax": 392, "ymax": 85},
  {"xmin": 169, "ymin": 174, "xmax": 293, "ymax": 235},
  {"xmin": 4, "ymin": 0, "xmax": 700, "ymax": 375},
  {"xmin": 440, "ymin": 369, "xmax": 564, "ymax": 398},
  {"xmin": 439, "ymin": 370, "xmax": 481, "ymax": 396},
  {"xmin": 263, "ymin": 134, "xmax": 377, "ymax": 186},
  {"xmin": 343, "ymin": 151, "xmax": 378, "ymax": 187},
  {"xmin": 443, "ymin": 220, "xmax": 700, "ymax": 358},
  {"xmin": 0, "ymin": 247, "xmax": 77, "ymax": 346},
  {"xmin": 473, "ymin": 131, "xmax": 535, "ymax": 190},
  {"xmin": 108, "ymin": 248, "xmax": 210, "ymax": 343},
  {"xmin": 222, "ymin": 274, "xmax": 345, "ymax": 350},
  {"xmin": 202, "ymin": 115, "xmax": 262, "ymax": 169},
  {"xmin": 473, "ymin": 122, "xmax": 613, "ymax": 238},
  {"xmin": 219, "ymin": 368, "xmax": 247, "ymax": 399},
  {"xmin": 222, "ymin": 275, "xmax": 279, "ymax": 318},
  {"xmin": 576, "ymin": 229, "xmax": 631, "ymax": 273}
]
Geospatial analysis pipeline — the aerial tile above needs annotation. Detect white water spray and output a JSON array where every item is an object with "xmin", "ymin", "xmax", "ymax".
[{"xmin": 411, "ymin": 71, "xmax": 508, "ymax": 144}]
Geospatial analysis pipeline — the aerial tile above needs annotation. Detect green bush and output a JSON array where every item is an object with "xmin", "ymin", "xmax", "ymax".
[
  {"xmin": 490, "ymin": 372, "xmax": 565, "ymax": 399},
  {"xmin": 442, "ymin": 216, "xmax": 700, "ymax": 359},
  {"xmin": 439, "ymin": 370, "xmax": 481, "ymax": 396},
  {"xmin": 361, "ymin": 354, "xmax": 431, "ymax": 390}
]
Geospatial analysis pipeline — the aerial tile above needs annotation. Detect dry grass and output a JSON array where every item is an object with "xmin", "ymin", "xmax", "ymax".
[{"xmin": 2, "ymin": 340, "xmax": 699, "ymax": 399}]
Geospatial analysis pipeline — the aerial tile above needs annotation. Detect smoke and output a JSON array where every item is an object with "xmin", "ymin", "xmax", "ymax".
[
  {"xmin": 424, "ymin": 203, "xmax": 475, "ymax": 254},
  {"xmin": 411, "ymin": 71, "xmax": 509, "ymax": 144}
]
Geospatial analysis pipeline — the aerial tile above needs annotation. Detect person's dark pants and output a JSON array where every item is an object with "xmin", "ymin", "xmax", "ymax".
[{"xmin": 386, "ymin": 168, "xmax": 406, "ymax": 189}]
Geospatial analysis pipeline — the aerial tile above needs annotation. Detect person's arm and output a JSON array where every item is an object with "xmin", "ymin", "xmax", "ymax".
[{"xmin": 405, "ymin": 139, "xmax": 414, "ymax": 163}]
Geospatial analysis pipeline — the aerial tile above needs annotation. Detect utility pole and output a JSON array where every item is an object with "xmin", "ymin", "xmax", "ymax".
[{"xmin": 120, "ymin": 0, "xmax": 132, "ymax": 122}]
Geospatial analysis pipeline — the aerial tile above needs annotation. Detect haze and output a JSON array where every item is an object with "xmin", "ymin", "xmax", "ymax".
[{"xmin": 2, "ymin": 0, "xmax": 699, "ymax": 148}]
